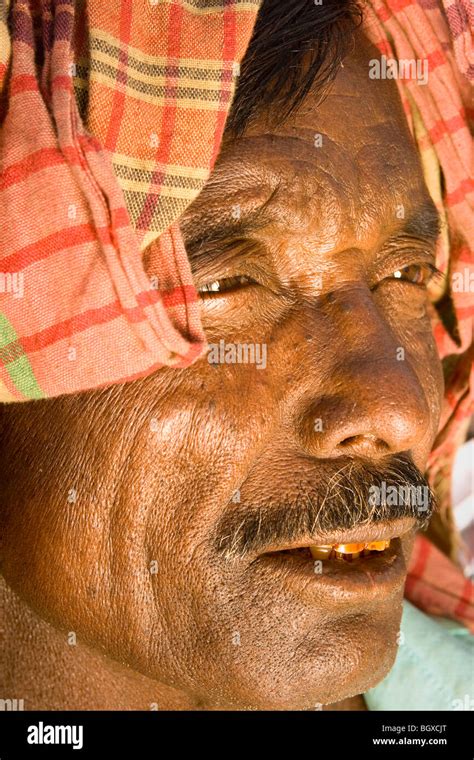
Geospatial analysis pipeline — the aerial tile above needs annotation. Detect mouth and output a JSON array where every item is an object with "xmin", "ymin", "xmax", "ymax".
[
  {"xmin": 253, "ymin": 519, "xmax": 414, "ymax": 605},
  {"xmin": 270, "ymin": 539, "xmax": 392, "ymax": 561}
]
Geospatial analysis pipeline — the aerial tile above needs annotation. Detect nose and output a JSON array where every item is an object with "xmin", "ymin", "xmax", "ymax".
[{"xmin": 292, "ymin": 288, "xmax": 431, "ymax": 461}]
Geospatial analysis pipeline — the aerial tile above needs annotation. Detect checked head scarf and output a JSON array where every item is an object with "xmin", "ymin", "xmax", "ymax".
[{"xmin": 0, "ymin": 0, "xmax": 260, "ymax": 399}]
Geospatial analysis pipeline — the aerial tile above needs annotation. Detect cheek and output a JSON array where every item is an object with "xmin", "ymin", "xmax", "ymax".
[
  {"xmin": 141, "ymin": 363, "xmax": 279, "ymax": 572},
  {"xmin": 408, "ymin": 324, "xmax": 444, "ymax": 451},
  {"xmin": 375, "ymin": 286, "xmax": 444, "ymax": 436}
]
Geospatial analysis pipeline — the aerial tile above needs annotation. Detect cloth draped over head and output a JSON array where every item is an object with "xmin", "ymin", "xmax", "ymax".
[{"xmin": 0, "ymin": 3, "xmax": 472, "ymax": 535}]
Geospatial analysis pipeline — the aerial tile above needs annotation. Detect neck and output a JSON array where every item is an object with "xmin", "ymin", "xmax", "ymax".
[
  {"xmin": 0, "ymin": 575, "xmax": 204, "ymax": 710},
  {"xmin": 1, "ymin": 576, "xmax": 365, "ymax": 711}
]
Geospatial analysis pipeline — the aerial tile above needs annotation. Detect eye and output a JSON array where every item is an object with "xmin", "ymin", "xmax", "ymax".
[
  {"xmin": 198, "ymin": 274, "xmax": 257, "ymax": 296},
  {"xmin": 390, "ymin": 263, "xmax": 441, "ymax": 286}
]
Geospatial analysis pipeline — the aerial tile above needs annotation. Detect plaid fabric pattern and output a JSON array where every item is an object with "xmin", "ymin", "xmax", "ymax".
[
  {"xmin": 71, "ymin": 0, "xmax": 261, "ymax": 246},
  {"xmin": 0, "ymin": 0, "xmax": 261, "ymax": 399},
  {"xmin": 363, "ymin": 0, "xmax": 474, "ymax": 524},
  {"xmin": 406, "ymin": 534, "xmax": 474, "ymax": 632},
  {"xmin": 443, "ymin": 0, "xmax": 473, "ymax": 79}
]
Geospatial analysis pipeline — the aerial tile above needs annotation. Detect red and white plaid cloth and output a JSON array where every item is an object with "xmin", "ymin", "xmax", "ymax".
[
  {"xmin": 0, "ymin": 0, "xmax": 260, "ymax": 399},
  {"xmin": 407, "ymin": 534, "xmax": 474, "ymax": 632}
]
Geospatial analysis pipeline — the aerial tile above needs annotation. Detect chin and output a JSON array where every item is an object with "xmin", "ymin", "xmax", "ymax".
[{"xmin": 205, "ymin": 604, "xmax": 403, "ymax": 711}]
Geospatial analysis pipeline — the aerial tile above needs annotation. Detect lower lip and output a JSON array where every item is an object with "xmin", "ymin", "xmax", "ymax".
[{"xmin": 254, "ymin": 537, "xmax": 408, "ymax": 606}]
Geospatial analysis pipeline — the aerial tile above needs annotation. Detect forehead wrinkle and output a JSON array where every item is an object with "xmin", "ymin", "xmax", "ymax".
[
  {"xmin": 216, "ymin": 130, "xmax": 420, "ymax": 252},
  {"xmin": 181, "ymin": 141, "xmax": 351, "ymax": 255},
  {"xmin": 180, "ymin": 121, "xmax": 435, "ymax": 278}
]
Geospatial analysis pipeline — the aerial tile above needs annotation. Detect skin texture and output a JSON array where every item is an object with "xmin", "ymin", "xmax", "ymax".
[{"xmin": 0, "ymin": 31, "xmax": 444, "ymax": 710}]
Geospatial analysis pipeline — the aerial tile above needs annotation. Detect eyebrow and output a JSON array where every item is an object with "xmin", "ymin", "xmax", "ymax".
[
  {"xmin": 181, "ymin": 192, "xmax": 442, "ymax": 272},
  {"xmin": 181, "ymin": 217, "xmax": 267, "ymax": 272},
  {"xmin": 395, "ymin": 199, "xmax": 442, "ymax": 244},
  {"xmin": 179, "ymin": 184, "xmax": 281, "ymax": 270}
]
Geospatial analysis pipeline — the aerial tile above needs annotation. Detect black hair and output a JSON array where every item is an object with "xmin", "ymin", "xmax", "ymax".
[{"xmin": 227, "ymin": 0, "xmax": 363, "ymax": 136}]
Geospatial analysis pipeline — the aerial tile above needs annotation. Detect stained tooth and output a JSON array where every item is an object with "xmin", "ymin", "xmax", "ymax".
[
  {"xmin": 311, "ymin": 540, "xmax": 391, "ymax": 561},
  {"xmin": 309, "ymin": 545, "xmax": 333, "ymax": 560},
  {"xmin": 333, "ymin": 543, "xmax": 365, "ymax": 554},
  {"xmin": 366, "ymin": 540, "xmax": 390, "ymax": 551}
]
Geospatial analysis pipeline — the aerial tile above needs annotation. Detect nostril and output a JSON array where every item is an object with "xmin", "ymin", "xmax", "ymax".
[
  {"xmin": 339, "ymin": 435, "xmax": 359, "ymax": 447},
  {"xmin": 339, "ymin": 434, "xmax": 390, "ymax": 452}
]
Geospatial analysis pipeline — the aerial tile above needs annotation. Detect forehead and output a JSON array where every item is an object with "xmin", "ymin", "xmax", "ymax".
[{"xmin": 182, "ymin": 30, "xmax": 432, "ymax": 256}]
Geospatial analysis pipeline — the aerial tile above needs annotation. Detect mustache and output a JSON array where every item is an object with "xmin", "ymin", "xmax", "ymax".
[{"xmin": 213, "ymin": 454, "xmax": 436, "ymax": 561}]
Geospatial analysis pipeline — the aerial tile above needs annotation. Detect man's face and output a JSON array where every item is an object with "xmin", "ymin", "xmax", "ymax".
[{"xmin": 1, "ymin": 32, "xmax": 444, "ymax": 709}]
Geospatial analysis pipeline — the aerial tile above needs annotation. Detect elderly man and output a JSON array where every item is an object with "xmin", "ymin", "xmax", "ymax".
[{"xmin": 0, "ymin": 0, "xmax": 472, "ymax": 711}]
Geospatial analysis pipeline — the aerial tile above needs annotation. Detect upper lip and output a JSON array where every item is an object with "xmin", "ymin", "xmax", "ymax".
[{"xmin": 260, "ymin": 516, "xmax": 416, "ymax": 555}]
